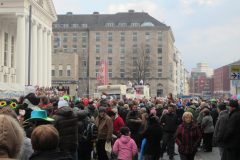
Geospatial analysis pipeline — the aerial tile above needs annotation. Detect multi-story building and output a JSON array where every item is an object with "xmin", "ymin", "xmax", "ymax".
[
  {"xmin": 183, "ymin": 69, "xmax": 190, "ymax": 95},
  {"xmin": 0, "ymin": 0, "xmax": 57, "ymax": 89},
  {"xmin": 192, "ymin": 63, "xmax": 213, "ymax": 77},
  {"xmin": 190, "ymin": 72, "xmax": 213, "ymax": 98},
  {"xmin": 213, "ymin": 60, "xmax": 240, "ymax": 96},
  {"xmin": 52, "ymin": 10, "xmax": 178, "ymax": 97}
]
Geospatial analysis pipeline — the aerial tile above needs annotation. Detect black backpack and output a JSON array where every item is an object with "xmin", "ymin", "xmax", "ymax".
[{"xmin": 83, "ymin": 121, "xmax": 98, "ymax": 141}]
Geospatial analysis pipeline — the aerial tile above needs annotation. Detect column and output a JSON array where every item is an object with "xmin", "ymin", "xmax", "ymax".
[
  {"xmin": 25, "ymin": 16, "xmax": 29, "ymax": 85},
  {"xmin": 37, "ymin": 24, "xmax": 43, "ymax": 86},
  {"xmin": 43, "ymin": 27, "xmax": 47, "ymax": 86},
  {"xmin": 16, "ymin": 14, "xmax": 26, "ymax": 85},
  {"xmin": 31, "ymin": 20, "xmax": 38, "ymax": 85},
  {"xmin": 47, "ymin": 31, "xmax": 52, "ymax": 87}
]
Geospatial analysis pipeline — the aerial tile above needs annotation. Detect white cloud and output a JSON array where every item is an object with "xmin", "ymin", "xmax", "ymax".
[
  {"xmin": 106, "ymin": 1, "xmax": 166, "ymax": 21},
  {"xmin": 180, "ymin": 0, "xmax": 195, "ymax": 15},
  {"xmin": 197, "ymin": 0, "xmax": 218, "ymax": 6}
]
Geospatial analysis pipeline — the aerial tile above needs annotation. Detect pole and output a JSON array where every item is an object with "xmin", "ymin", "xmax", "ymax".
[{"xmin": 28, "ymin": 5, "xmax": 32, "ymax": 86}]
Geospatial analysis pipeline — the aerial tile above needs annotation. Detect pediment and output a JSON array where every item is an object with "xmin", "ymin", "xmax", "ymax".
[{"xmin": 34, "ymin": 0, "xmax": 57, "ymax": 21}]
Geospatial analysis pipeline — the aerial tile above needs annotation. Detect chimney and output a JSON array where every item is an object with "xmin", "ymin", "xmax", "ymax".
[
  {"xmin": 93, "ymin": 11, "xmax": 99, "ymax": 15},
  {"xmin": 66, "ymin": 12, "xmax": 73, "ymax": 15},
  {"xmin": 128, "ymin": 10, "xmax": 134, "ymax": 13}
]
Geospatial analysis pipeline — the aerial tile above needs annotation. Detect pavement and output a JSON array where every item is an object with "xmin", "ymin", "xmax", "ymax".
[{"xmin": 162, "ymin": 146, "xmax": 220, "ymax": 160}]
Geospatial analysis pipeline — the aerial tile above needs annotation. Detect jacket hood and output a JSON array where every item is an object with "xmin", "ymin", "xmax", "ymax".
[
  {"xmin": 119, "ymin": 135, "xmax": 131, "ymax": 144},
  {"xmin": 56, "ymin": 106, "xmax": 73, "ymax": 117}
]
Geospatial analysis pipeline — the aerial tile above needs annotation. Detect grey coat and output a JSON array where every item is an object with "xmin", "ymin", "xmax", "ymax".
[
  {"xmin": 201, "ymin": 115, "xmax": 214, "ymax": 133},
  {"xmin": 213, "ymin": 110, "xmax": 228, "ymax": 147}
]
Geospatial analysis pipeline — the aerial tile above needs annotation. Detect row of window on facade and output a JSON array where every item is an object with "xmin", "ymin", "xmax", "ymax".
[
  {"xmin": 53, "ymin": 31, "xmax": 163, "ymax": 44},
  {"xmin": 1, "ymin": 33, "xmax": 15, "ymax": 68},
  {"xmin": 53, "ymin": 22, "xmax": 155, "ymax": 29}
]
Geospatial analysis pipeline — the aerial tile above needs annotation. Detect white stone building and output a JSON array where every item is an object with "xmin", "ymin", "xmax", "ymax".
[{"xmin": 0, "ymin": 0, "xmax": 57, "ymax": 88}]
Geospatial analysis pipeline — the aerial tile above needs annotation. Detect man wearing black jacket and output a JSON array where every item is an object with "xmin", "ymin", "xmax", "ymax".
[{"xmin": 160, "ymin": 104, "xmax": 178, "ymax": 160}]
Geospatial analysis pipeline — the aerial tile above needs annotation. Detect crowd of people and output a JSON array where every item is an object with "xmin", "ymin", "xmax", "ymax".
[{"xmin": 0, "ymin": 92, "xmax": 239, "ymax": 160}]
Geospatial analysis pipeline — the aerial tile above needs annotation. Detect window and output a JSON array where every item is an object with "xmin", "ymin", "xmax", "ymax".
[
  {"xmin": 108, "ymin": 32, "xmax": 113, "ymax": 41},
  {"xmin": 82, "ymin": 60, "xmax": 87, "ymax": 67},
  {"xmin": 59, "ymin": 65, "xmax": 63, "ymax": 76},
  {"xmin": 158, "ymin": 57, "xmax": 162, "ymax": 65},
  {"xmin": 120, "ymin": 69, "xmax": 125, "ymax": 78},
  {"xmin": 4, "ymin": 75, "xmax": 8, "ymax": 83},
  {"xmin": 158, "ymin": 47, "xmax": 162, "ymax": 54},
  {"xmin": 105, "ymin": 23, "xmax": 114, "ymax": 27},
  {"xmin": 72, "ymin": 24, "xmax": 79, "ymax": 28},
  {"xmin": 145, "ymin": 44, "xmax": 151, "ymax": 54},
  {"xmin": 72, "ymin": 33, "xmax": 78, "ymax": 42},
  {"xmin": 145, "ymin": 69, "xmax": 150, "ymax": 78},
  {"xmin": 108, "ymin": 69, "xmax": 112, "ymax": 78},
  {"xmin": 96, "ymin": 57, "xmax": 100, "ymax": 65},
  {"xmin": 11, "ymin": 36, "xmax": 14, "ymax": 67},
  {"xmin": 67, "ymin": 65, "xmax": 71, "ymax": 76},
  {"xmin": 82, "ymin": 32, "xmax": 87, "ymax": 42},
  {"xmin": 96, "ymin": 32, "xmax": 100, "ymax": 41},
  {"xmin": 96, "ymin": 69, "xmax": 99, "ymax": 78},
  {"xmin": 82, "ymin": 24, "xmax": 88, "ymax": 28},
  {"xmin": 120, "ymin": 32, "xmax": 125, "ymax": 41},
  {"xmin": 108, "ymin": 44, "xmax": 112, "ymax": 54},
  {"xmin": 108, "ymin": 57, "xmax": 112, "ymax": 65},
  {"xmin": 120, "ymin": 57, "xmax": 125, "ymax": 66},
  {"xmin": 52, "ymin": 65, "xmax": 55, "ymax": 76},
  {"xmin": 133, "ymin": 32, "xmax": 137, "ymax": 42},
  {"xmin": 118, "ymin": 23, "xmax": 127, "ymax": 27},
  {"xmin": 158, "ymin": 69, "xmax": 162, "ymax": 78},
  {"xmin": 82, "ymin": 43, "xmax": 87, "ymax": 49},
  {"xmin": 63, "ymin": 45, "xmax": 68, "ymax": 52},
  {"xmin": 158, "ymin": 31, "xmax": 163, "ymax": 42},
  {"xmin": 133, "ymin": 44, "xmax": 138, "ymax": 55},
  {"xmin": 96, "ymin": 45, "xmax": 100, "ymax": 54},
  {"xmin": 4, "ymin": 33, "xmax": 8, "ymax": 66},
  {"xmin": 131, "ymin": 23, "xmax": 140, "ymax": 27},
  {"xmin": 157, "ymin": 89, "xmax": 163, "ymax": 97},
  {"xmin": 72, "ymin": 45, "xmax": 77, "ymax": 52},
  {"xmin": 120, "ymin": 44, "xmax": 125, "ymax": 55},
  {"xmin": 145, "ymin": 32, "xmax": 151, "ymax": 42},
  {"xmin": 63, "ymin": 33, "xmax": 68, "ymax": 42}
]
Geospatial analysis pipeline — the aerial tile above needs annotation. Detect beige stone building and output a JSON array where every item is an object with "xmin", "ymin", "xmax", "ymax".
[{"xmin": 52, "ymin": 10, "xmax": 178, "ymax": 97}]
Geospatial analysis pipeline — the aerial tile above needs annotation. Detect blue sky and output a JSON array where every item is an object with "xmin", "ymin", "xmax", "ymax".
[{"xmin": 52, "ymin": 0, "xmax": 240, "ymax": 71}]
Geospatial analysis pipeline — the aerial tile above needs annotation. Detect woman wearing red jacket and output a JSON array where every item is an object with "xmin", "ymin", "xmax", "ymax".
[{"xmin": 176, "ymin": 112, "xmax": 202, "ymax": 160}]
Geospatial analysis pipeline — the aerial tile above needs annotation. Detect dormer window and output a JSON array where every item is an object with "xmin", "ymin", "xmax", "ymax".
[
  {"xmin": 105, "ymin": 23, "xmax": 114, "ymax": 27},
  {"xmin": 82, "ymin": 24, "xmax": 88, "ymax": 28},
  {"xmin": 141, "ymin": 22, "xmax": 154, "ymax": 27},
  {"xmin": 118, "ymin": 23, "xmax": 127, "ymax": 27},
  {"xmin": 131, "ymin": 23, "xmax": 140, "ymax": 27}
]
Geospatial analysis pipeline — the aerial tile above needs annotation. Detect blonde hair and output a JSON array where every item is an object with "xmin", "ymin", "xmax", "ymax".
[{"xmin": 182, "ymin": 112, "xmax": 193, "ymax": 122}]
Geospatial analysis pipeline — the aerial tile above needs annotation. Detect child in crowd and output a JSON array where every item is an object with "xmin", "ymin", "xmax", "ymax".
[{"xmin": 113, "ymin": 127, "xmax": 138, "ymax": 160}]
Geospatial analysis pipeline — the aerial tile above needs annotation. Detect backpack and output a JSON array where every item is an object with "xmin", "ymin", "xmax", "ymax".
[{"xmin": 83, "ymin": 121, "xmax": 98, "ymax": 141}]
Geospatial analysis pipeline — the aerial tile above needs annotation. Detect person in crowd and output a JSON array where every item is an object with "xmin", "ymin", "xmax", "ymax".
[
  {"xmin": 26, "ymin": 110, "xmax": 54, "ymax": 138},
  {"xmin": 176, "ymin": 103, "xmax": 185, "ymax": 125},
  {"xmin": 30, "ymin": 125, "xmax": 73, "ymax": 160},
  {"xmin": 160, "ymin": 104, "xmax": 178, "ymax": 160},
  {"xmin": 113, "ymin": 127, "xmax": 138, "ymax": 160},
  {"xmin": 95, "ymin": 106, "xmax": 113, "ymax": 160},
  {"xmin": 119, "ymin": 103, "xmax": 130, "ymax": 122},
  {"xmin": 0, "ymin": 107, "xmax": 34, "ymax": 160},
  {"xmin": 126, "ymin": 102, "xmax": 142, "ymax": 151},
  {"xmin": 185, "ymin": 100, "xmax": 198, "ymax": 123},
  {"xmin": 176, "ymin": 112, "xmax": 202, "ymax": 160},
  {"xmin": 222, "ymin": 99, "xmax": 240, "ymax": 160},
  {"xmin": 213, "ymin": 103, "xmax": 228, "ymax": 158},
  {"xmin": 111, "ymin": 107, "xmax": 125, "ymax": 137},
  {"xmin": 201, "ymin": 108, "xmax": 214, "ymax": 152},
  {"xmin": 53, "ymin": 99, "xmax": 79, "ymax": 160},
  {"xmin": 210, "ymin": 100, "xmax": 219, "ymax": 127},
  {"xmin": 142, "ymin": 116, "xmax": 163, "ymax": 160},
  {"xmin": 0, "ymin": 114, "xmax": 25, "ymax": 159}
]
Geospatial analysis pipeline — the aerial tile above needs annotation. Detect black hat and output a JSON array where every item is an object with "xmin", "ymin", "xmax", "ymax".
[{"xmin": 229, "ymin": 99, "xmax": 239, "ymax": 108}]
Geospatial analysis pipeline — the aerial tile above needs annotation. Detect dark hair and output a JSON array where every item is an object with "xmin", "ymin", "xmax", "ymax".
[
  {"xmin": 31, "ymin": 125, "xmax": 59, "ymax": 151},
  {"xmin": 203, "ymin": 109, "xmax": 210, "ymax": 115},
  {"xmin": 229, "ymin": 99, "xmax": 239, "ymax": 108},
  {"xmin": 120, "ymin": 127, "xmax": 130, "ymax": 135},
  {"xmin": 217, "ymin": 103, "xmax": 226, "ymax": 111}
]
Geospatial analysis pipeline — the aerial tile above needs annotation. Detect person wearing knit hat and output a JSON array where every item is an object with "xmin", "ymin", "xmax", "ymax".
[
  {"xmin": 0, "ymin": 114, "xmax": 25, "ymax": 159},
  {"xmin": 58, "ymin": 99, "xmax": 69, "ymax": 109}
]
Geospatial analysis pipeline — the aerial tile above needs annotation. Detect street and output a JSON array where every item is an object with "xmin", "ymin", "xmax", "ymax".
[{"xmin": 162, "ymin": 146, "xmax": 220, "ymax": 160}]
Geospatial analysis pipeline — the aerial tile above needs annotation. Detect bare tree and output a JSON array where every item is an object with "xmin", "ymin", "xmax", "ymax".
[{"xmin": 125, "ymin": 43, "xmax": 156, "ymax": 85}]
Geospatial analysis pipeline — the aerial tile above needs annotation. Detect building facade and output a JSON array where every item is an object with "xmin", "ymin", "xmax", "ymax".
[
  {"xmin": 0, "ymin": 0, "xmax": 57, "ymax": 88},
  {"xmin": 192, "ymin": 63, "xmax": 213, "ymax": 77},
  {"xmin": 52, "ymin": 11, "xmax": 179, "ymax": 97}
]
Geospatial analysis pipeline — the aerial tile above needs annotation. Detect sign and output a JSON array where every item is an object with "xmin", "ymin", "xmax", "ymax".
[{"xmin": 230, "ymin": 65, "xmax": 240, "ymax": 80}]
